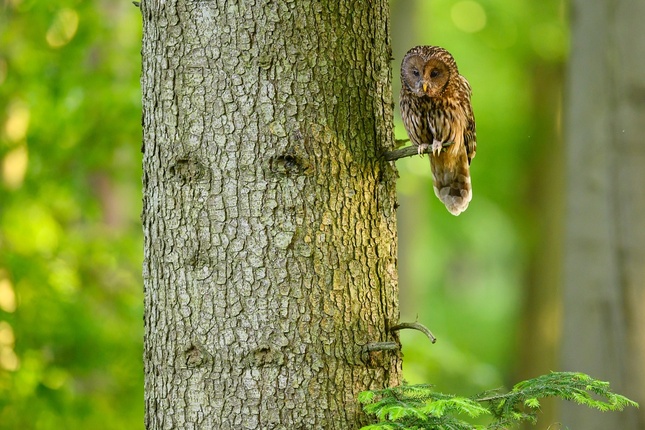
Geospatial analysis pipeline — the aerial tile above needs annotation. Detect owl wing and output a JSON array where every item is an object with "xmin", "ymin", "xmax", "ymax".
[
  {"xmin": 460, "ymin": 76, "xmax": 476, "ymax": 165},
  {"xmin": 464, "ymin": 105, "xmax": 476, "ymax": 165}
]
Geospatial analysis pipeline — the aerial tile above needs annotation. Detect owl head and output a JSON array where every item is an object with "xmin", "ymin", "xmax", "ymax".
[{"xmin": 401, "ymin": 46, "xmax": 459, "ymax": 98}]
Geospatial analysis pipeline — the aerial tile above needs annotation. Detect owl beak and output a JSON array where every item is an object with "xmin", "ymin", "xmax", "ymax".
[{"xmin": 422, "ymin": 82, "xmax": 428, "ymax": 93}]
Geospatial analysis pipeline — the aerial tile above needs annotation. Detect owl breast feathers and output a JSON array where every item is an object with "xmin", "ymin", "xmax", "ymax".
[{"xmin": 400, "ymin": 45, "xmax": 477, "ymax": 215}]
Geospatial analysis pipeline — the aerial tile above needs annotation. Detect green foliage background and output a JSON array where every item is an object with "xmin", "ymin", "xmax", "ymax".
[
  {"xmin": 0, "ymin": 0, "xmax": 566, "ymax": 428},
  {"xmin": 0, "ymin": 1, "xmax": 143, "ymax": 428},
  {"xmin": 392, "ymin": 0, "xmax": 566, "ymax": 397}
]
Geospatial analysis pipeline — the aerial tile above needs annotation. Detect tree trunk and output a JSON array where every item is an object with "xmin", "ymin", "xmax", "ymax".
[
  {"xmin": 141, "ymin": 1, "xmax": 401, "ymax": 428},
  {"xmin": 517, "ymin": 61, "xmax": 564, "ymax": 430},
  {"xmin": 560, "ymin": 0, "xmax": 645, "ymax": 428}
]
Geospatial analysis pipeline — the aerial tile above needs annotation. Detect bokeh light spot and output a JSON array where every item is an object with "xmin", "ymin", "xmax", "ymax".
[
  {"xmin": 2, "ymin": 145, "xmax": 28, "ymax": 189},
  {"xmin": 46, "ymin": 8, "xmax": 79, "ymax": 48},
  {"xmin": 451, "ymin": 1, "xmax": 487, "ymax": 33},
  {"xmin": 0, "ymin": 272, "xmax": 17, "ymax": 313},
  {"xmin": 4, "ymin": 101, "xmax": 30, "ymax": 142},
  {"xmin": 531, "ymin": 22, "xmax": 567, "ymax": 61},
  {"xmin": 2, "ymin": 202, "xmax": 61, "ymax": 255},
  {"xmin": 0, "ymin": 321, "xmax": 19, "ymax": 371}
]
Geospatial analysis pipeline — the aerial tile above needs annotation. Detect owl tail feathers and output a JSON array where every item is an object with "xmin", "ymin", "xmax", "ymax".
[{"xmin": 431, "ymin": 167, "xmax": 472, "ymax": 216}]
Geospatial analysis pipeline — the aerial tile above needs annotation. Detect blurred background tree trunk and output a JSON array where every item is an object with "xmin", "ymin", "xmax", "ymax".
[
  {"xmin": 141, "ymin": 0, "xmax": 401, "ymax": 428},
  {"xmin": 560, "ymin": 0, "xmax": 645, "ymax": 428},
  {"xmin": 516, "ymin": 60, "xmax": 564, "ymax": 430}
]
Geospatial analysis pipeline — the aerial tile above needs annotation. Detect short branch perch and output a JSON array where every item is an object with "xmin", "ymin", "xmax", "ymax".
[
  {"xmin": 390, "ymin": 321, "xmax": 437, "ymax": 344},
  {"xmin": 382, "ymin": 142, "xmax": 453, "ymax": 162},
  {"xmin": 363, "ymin": 341, "xmax": 399, "ymax": 353}
]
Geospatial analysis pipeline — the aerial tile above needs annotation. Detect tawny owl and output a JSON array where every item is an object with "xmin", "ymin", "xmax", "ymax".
[{"xmin": 400, "ymin": 45, "xmax": 476, "ymax": 215}]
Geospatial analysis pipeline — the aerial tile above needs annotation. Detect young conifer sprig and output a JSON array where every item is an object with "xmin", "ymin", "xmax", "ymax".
[{"xmin": 359, "ymin": 371, "xmax": 638, "ymax": 430}]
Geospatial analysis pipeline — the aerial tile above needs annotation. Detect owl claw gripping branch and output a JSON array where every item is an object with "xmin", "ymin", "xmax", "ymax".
[{"xmin": 399, "ymin": 45, "xmax": 477, "ymax": 216}]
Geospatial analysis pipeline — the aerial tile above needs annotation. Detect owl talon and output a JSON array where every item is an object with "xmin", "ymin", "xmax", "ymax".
[
  {"xmin": 417, "ymin": 143, "xmax": 429, "ymax": 157},
  {"xmin": 431, "ymin": 140, "xmax": 443, "ymax": 156}
]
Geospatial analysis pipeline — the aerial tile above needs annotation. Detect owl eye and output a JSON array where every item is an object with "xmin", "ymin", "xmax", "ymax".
[
  {"xmin": 430, "ymin": 69, "xmax": 440, "ymax": 78},
  {"xmin": 412, "ymin": 69, "xmax": 420, "ymax": 77}
]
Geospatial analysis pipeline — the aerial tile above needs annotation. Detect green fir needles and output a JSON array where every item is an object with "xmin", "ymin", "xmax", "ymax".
[{"xmin": 359, "ymin": 372, "xmax": 638, "ymax": 430}]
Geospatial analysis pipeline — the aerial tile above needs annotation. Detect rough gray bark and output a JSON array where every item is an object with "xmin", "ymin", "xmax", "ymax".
[
  {"xmin": 141, "ymin": 1, "xmax": 401, "ymax": 428},
  {"xmin": 561, "ymin": 0, "xmax": 645, "ymax": 428}
]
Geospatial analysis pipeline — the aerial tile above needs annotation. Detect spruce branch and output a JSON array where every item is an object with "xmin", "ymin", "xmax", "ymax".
[{"xmin": 358, "ymin": 371, "xmax": 638, "ymax": 430}]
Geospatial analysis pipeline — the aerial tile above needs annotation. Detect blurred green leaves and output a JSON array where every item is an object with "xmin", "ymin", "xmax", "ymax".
[
  {"xmin": 1, "ymin": 1, "xmax": 143, "ymax": 428},
  {"xmin": 391, "ymin": 0, "xmax": 566, "ymax": 396}
]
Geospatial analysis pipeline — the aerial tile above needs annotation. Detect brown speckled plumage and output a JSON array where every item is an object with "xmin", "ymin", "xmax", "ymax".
[{"xmin": 400, "ymin": 45, "xmax": 476, "ymax": 215}]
